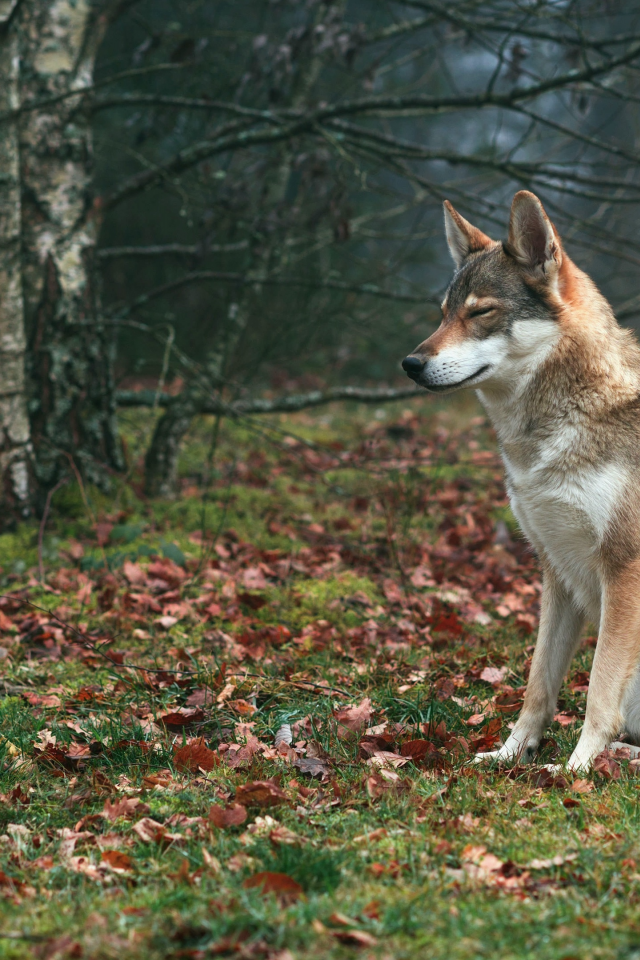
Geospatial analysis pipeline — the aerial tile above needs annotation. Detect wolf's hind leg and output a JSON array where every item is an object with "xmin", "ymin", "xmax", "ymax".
[
  {"xmin": 476, "ymin": 567, "xmax": 583, "ymax": 765},
  {"xmin": 617, "ymin": 657, "xmax": 640, "ymax": 748},
  {"xmin": 568, "ymin": 562, "xmax": 640, "ymax": 772}
]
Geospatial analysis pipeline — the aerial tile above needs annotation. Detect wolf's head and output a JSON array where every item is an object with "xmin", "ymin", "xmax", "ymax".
[{"xmin": 402, "ymin": 191, "xmax": 569, "ymax": 394}]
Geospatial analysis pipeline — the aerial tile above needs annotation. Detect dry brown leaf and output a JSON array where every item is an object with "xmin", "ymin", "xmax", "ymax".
[
  {"xmin": 101, "ymin": 850, "xmax": 134, "ymax": 873},
  {"xmin": 334, "ymin": 697, "xmax": 372, "ymax": 736},
  {"xmin": 173, "ymin": 738, "xmax": 218, "ymax": 773},
  {"xmin": 101, "ymin": 797, "xmax": 150, "ymax": 822},
  {"xmin": 208, "ymin": 803, "xmax": 247, "ymax": 828},
  {"xmin": 242, "ymin": 871, "xmax": 303, "ymax": 902},
  {"xmin": 235, "ymin": 780, "xmax": 288, "ymax": 808}
]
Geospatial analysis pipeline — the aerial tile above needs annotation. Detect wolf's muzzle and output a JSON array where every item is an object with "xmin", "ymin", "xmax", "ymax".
[{"xmin": 402, "ymin": 355, "xmax": 424, "ymax": 380}]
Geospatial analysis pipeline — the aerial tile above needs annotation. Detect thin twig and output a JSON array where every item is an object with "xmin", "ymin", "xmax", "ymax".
[{"xmin": 37, "ymin": 478, "xmax": 69, "ymax": 584}]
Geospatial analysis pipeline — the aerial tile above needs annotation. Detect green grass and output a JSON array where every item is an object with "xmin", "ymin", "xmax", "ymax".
[{"xmin": 0, "ymin": 396, "xmax": 636, "ymax": 958}]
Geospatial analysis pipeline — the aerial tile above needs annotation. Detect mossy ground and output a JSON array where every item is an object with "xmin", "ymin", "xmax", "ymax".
[{"xmin": 0, "ymin": 396, "xmax": 637, "ymax": 960}]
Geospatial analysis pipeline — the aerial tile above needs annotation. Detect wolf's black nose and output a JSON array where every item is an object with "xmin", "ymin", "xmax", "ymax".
[{"xmin": 402, "ymin": 355, "xmax": 424, "ymax": 378}]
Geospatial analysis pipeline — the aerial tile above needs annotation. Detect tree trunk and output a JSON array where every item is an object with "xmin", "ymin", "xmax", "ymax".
[
  {"xmin": 17, "ymin": 0, "xmax": 124, "ymax": 496},
  {"xmin": 0, "ymin": 5, "xmax": 34, "ymax": 524}
]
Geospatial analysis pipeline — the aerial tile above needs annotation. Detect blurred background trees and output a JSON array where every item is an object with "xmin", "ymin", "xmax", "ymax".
[{"xmin": 3, "ymin": 0, "xmax": 640, "ymax": 513}]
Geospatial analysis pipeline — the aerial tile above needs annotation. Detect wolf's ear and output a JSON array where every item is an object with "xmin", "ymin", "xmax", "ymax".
[
  {"xmin": 443, "ymin": 200, "xmax": 493, "ymax": 268},
  {"xmin": 507, "ymin": 191, "xmax": 562, "ymax": 281}
]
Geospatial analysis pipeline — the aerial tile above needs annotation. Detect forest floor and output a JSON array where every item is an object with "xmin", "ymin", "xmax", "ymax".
[{"xmin": 0, "ymin": 395, "xmax": 637, "ymax": 960}]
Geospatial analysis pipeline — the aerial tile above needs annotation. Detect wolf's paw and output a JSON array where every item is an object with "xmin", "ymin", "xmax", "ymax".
[
  {"xmin": 472, "ymin": 750, "xmax": 503, "ymax": 764},
  {"xmin": 472, "ymin": 741, "xmax": 537, "ymax": 766}
]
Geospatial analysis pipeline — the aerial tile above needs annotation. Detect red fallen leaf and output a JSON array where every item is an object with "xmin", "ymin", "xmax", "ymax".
[
  {"xmin": 24, "ymin": 692, "xmax": 62, "ymax": 708},
  {"xmin": 242, "ymin": 871, "xmax": 303, "ymax": 901},
  {"xmin": 235, "ymin": 780, "xmax": 288, "ymax": 807},
  {"xmin": 226, "ymin": 699, "xmax": 257, "ymax": 716},
  {"xmin": 480, "ymin": 666, "xmax": 507, "ymax": 685},
  {"xmin": 366, "ymin": 773, "xmax": 390, "ymax": 800},
  {"xmin": 147, "ymin": 559, "xmax": 186, "ymax": 585},
  {"xmin": 494, "ymin": 691, "xmax": 524, "ymax": 715},
  {"xmin": 184, "ymin": 688, "xmax": 215, "ymax": 709},
  {"xmin": 563, "ymin": 797, "xmax": 581, "ymax": 809},
  {"xmin": 358, "ymin": 734, "xmax": 397, "ymax": 758},
  {"xmin": 132, "ymin": 817, "xmax": 184, "ymax": 846},
  {"xmin": 242, "ymin": 567, "xmax": 268, "ymax": 590},
  {"xmin": 593, "ymin": 751, "xmax": 621, "ymax": 780},
  {"xmin": 531, "ymin": 768, "xmax": 569, "ymax": 790},
  {"xmin": 0, "ymin": 869, "xmax": 30, "ymax": 896},
  {"xmin": 554, "ymin": 712, "xmax": 579, "ymax": 726},
  {"xmin": 102, "ymin": 797, "xmax": 150, "ymax": 822},
  {"xmin": 65, "ymin": 742, "xmax": 93, "ymax": 759},
  {"xmin": 466, "ymin": 713, "xmax": 486, "ymax": 727},
  {"xmin": 158, "ymin": 708, "xmax": 205, "ymax": 730},
  {"xmin": 430, "ymin": 610, "xmax": 463, "ymax": 636},
  {"xmin": 208, "ymin": 803, "xmax": 247, "ymax": 828},
  {"xmin": 173, "ymin": 737, "xmax": 219, "ymax": 773},
  {"xmin": 334, "ymin": 697, "xmax": 372, "ymax": 735},
  {"xmin": 95, "ymin": 521, "xmax": 113, "ymax": 546},
  {"xmin": 400, "ymin": 739, "xmax": 436, "ymax": 762},
  {"xmin": 101, "ymin": 850, "xmax": 134, "ymax": 872},
  {"xmin": 123, "ymin": 560, "xmax": 147, "ymax": 585},
  {"xmin": 0, "ymin": 785, "xmax": 30, "ymax": 806},
  {"xmin": 34, "ymin": 745, "xmax": 81, "ymax": 772},
  {"xmin": 382, "ymin": 579, "xmax": 404, "ymax": 605},
  {"xmin": 572, "ymin": 778, "xmax": 594, "ymax": 794}
]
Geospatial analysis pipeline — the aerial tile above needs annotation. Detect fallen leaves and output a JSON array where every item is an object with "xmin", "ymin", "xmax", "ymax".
[
  {"xmin": 173, "ymin": 737, "xmax": 219, "ymax": 773},
  {"xmin": 235, "ymin": 781, "xmax": 288, "ymax": 808},
  {"xmin": 243, "ymin": 871, "xmax": 303, "ymax": 902},
  {"xmin": 102, "ymin": 797, "xmax": 150, "ymax": 822},
  {"xmin": 209, "ymin": 803, "xmax": 248, "ymax": 828},
  {"xmin": 334, "ymin": 697, "xmax": 372, "ymax": 737}
]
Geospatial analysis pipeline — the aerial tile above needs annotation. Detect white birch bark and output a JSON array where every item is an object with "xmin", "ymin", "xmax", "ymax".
[
  {"xmin": 18, "ymin": 0, "xmax": 123, "ymax": 491},
  {"xmin": 0, "ymin": 3, "xmax": 32, "ymax": 519}
]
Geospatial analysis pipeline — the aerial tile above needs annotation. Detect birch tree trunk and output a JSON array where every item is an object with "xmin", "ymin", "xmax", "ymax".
[
  {"xmin": 0, "ymin": 4, "xmax": 33, "ymax": 523},
  {"xmin": 16, "ymin": 0, "xmax": 124, "ymax": 497}
]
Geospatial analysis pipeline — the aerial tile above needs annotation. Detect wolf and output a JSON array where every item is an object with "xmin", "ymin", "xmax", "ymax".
[{"xmin": 401, "ymin": 190, "xmax": 640, "ymax": 771}]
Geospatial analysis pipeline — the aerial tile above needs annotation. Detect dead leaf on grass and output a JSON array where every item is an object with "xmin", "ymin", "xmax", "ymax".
[
  {"xmin": 173, "ymin": 737, "xmax": 219, "ymax": 773},
  {"xmin": 235, "ymin": 781, "xmax": 288, "ymax": 808},
  {"xmin": 208, "ymin": 803, "xmax": 247, "ymax": 828},
  {"xmin": 242, "ymin": 871, "xmax": 303, "ymax": 902},
  {"xmin": 101, "ymin": 797, "xmax": 150, "ymax": 822},
  {"xmin": 334, "ymin": 697, "xmax": 372, "ymax": 737},
  {"xmin": 293, "ymin": 757, "xmax": 330, "ymax": 780},
  {"xmin": 101, "ymin": 850, "xmax": 134, "ymax": 873}
]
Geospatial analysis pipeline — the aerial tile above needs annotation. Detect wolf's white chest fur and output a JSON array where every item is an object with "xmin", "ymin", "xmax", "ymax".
[
  {"xmin": 480, "ymin": 394, "xmax": 628, "ymax": 619},
  {"xmin": 504, "ymin": 455, "xmax": 627, "ymax": 617}
]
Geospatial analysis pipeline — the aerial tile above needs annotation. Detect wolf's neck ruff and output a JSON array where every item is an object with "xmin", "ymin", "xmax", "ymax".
[{"xmin": 401, "ymin": 190, "xmax": 640, "ymax": 773}]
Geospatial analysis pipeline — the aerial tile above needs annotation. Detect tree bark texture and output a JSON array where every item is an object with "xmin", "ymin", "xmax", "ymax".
[
  {"xmin": 17, "ymin": 0, "xmax": 123, "ymax": 494},
  {"xmin": 0, "ymin": 5, "xmax": 34, "ymax": 522}
]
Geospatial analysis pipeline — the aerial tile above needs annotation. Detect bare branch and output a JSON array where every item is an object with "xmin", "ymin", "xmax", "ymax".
[
  {"xmin": 97, "ymin": 241, "xmax": 248, "ymax": 259},
  {"xmin": 102, "ymin": 37, "xmax": 640, "ymax": 210},
  {"xmin": 116, "ymin": 384, "xmax": 424, "ymax": 415},
  {"xmin": 111, "ymin": 270, "xmax": 436, "ymax": 314}
]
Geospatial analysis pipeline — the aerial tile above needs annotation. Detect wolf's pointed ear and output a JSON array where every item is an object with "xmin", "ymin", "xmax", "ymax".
[
  {"xmin": 507, "ymin": 191, "xmax": 562, "ymax": 281},
  {"xmin": 443, "ymin": 200, "xmax": 493, "ymax": 268}
]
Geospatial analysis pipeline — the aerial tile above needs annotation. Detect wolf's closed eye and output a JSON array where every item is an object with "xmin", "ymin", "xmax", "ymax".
[{"xmin": 469, "ymin": 306, "xmax": 494, "ymax": 318}]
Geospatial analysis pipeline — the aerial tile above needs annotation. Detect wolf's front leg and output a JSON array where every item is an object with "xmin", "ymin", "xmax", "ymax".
[
  {"xmin": 476, "ymin": 567, "xmax": 583, "ymax": 764},
  {"xmin": 567, "ymin": 563, "xmax": 640, "ymax": 772}
]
